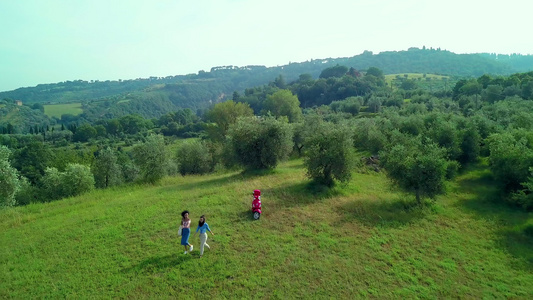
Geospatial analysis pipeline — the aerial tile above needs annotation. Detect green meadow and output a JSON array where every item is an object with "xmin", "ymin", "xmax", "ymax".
[
  {"xmin": 43, "ymin": 103, "xmax": 83, "ymax": 118},
  {"xmin": 1, "ymin": 159, "xmax": 532, "ymax": 298}
]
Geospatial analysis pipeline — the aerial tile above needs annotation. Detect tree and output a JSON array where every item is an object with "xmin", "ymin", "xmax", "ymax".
[
  {"xmin": 292, "ymin": 113, "xmax": 324, "ymax": 156},
  {"xmin": 365, "ymin": 67, "xmax": 384, "ymax": 79},
  {"xmin": 0, "ymin": 146, "xmax": 21, "ymax": 207},
  {"xmin": 272, "ymin": 74, "xmax": 286, "ymax": 89},
  {"xmin": 132, "ymin": 134, "xmax": 169, "ymax": 183},
  {"xmin": 459, "ymin": 80, "xmax": 482, "ymax": 96},
  {"xmin": 459, "ymin": 121, "xmax": 481, "ymax": 164},
  {"xmin": 338, "ymin": 96, "xmax": 362, "ymax": 115},
  {"xmin": 262, "ymin": 89, "xmax": 303, "ymax": 123},
  {"xmin": 119, "ymin": 114, "xmax": 150, "ymax": 135},
  {"xmin": 41, "ymin": 164, "xmax": 95, "ymax": 201},
  {"xmin": 205, "ymin": 100, "xmax": 254, "ymax": 141},
  {"xmin": 106, "ymin": 119, "xmax": 122, "ymax": 135},
  {"xmin": 511, "ymin": 167, "xmax": 533, "ymax": 210},
  {"xmin": 62, "ymin": 164, "xmax": 95, "ymax": 197},
  {"xmin": 176, "ymin": 140, "xmax": 213, "ymax": 175},
  {"xmin": 12, "ymin": 141, "xmax": 53, "ymax": 185},
  {"xmin": 401, "ymin": 79, "xmax": 418, "ymax": 90},
  {"xmin": 367, "ymin": 97, "xmax": 382, "ymax": 113},
  {"xmin": 380, "ymin": 137, "xmax": 448, "ymax": 204},
  {"xmin": 73, "ymin": 124, "xmax": 97, "ymax": 142},
  {"xmin": 303, "ymin": 122, "xmax": 356, "ymax": 187},
  {"xmin": 94, "ymin": 125, "xmax": 107, "ymax": 137},
  {"xmin": 482, "ymin": 85, "xmax": 503, "ymax": 103},
  {"xmin": 427, "ymin": 120, "xmax": 461, "ymax": 160},
  {"xmin": 487, "ymin": 132, "xmax": 533, "ymax": 191},
  {"xmin": 319, "ymin": 65, "xmax": 348, "ymax": 79},
  {"xmin": 92, "ymin": 147, "xmax": 122, "ymax": 188},
  {"xmin": 227, "ymin": 116, "xmax": 293, "ymax": 170}
]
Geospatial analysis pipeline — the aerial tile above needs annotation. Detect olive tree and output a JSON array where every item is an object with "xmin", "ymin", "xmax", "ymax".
[
  {"xmin": 304, "ymin": 122, "xmax": 356, "ymax": 187},
  {"xmin": 176, "ymin": 140, "xmax": 213, "ymax": 175},
  {"xmin": 41, "ymin": 163, "xmax": 95, "ymax": 201},
  {"xmin": 92, "ymin": 147, "xmax": 122, "ymax": 188},
  {"xmin": 0, "ymin": 146, "xmax": 21, "ymax": 207},
  {"xmin": 487, "ymin": 132, "xmax": 533, "ymax": 191},
  {"xmin": 227, "ymin": 116, "xmax": 293, "ymax": 170},
  {"xmin": 380, "ymin": 137, "xmax": 448, "ymax": 205},
  {"xmin": 132, "ymin": 134, "xmax": 169, "ymax": 183}
]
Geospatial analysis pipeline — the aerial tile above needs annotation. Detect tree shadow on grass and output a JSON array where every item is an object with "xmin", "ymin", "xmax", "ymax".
[
  {"xmin": 160, "ymin": 169, "xmax": 278, "ymax": 193},
  {"xmin": 265, "ymin": 180, "xmax": 343, "ymax": 208},
  {"xmin": 336, "ymin": 196, "xmax": 433, "ymax": 228},
  {"xmin": 455, "ymin": 164, "xmax": 533, "ymax": 269},
  {"xmin": 122, "ymin": 254, "xmax": 194, "ymax": 274}
]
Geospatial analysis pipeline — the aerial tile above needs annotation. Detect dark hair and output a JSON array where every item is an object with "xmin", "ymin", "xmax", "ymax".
[
  {"xmin": 181, "ymin": 210, "xmax": 189, "ymax": 219},
  {"xmin": 198, "ymin": 215, "xmax": 205, "ymax": 227}
]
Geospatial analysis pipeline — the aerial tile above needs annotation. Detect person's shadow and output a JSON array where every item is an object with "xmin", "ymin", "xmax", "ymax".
[{"xmin": 122, "ymin": 254, "xmax": 194, "ymax": 274}]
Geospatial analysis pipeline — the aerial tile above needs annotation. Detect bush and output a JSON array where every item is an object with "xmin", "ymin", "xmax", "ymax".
[
  {"xmin": 14, "ymin": 177, "xmax": 38, "ymax": 205},
  {"xmin": 445, "ymin": 160, "xmax": 461, "ymax": 180},
  {"xmin": 510, "ymin": 168, "xmax": 533, "ymax": 210}
]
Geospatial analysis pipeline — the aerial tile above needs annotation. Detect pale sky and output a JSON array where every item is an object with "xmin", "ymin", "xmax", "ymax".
[{"xmin": 1, "ymin": 0, "xmax": 532, "ymax": 92}]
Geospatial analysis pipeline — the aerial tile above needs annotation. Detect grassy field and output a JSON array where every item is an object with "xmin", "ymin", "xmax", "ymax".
[
  {"xmin": 43, "ymin": 103, "xmax": 83, "ymax": 118},
  {"xmin": 1, "ymin": 159, "xmax": 532, "ymax": 298}
]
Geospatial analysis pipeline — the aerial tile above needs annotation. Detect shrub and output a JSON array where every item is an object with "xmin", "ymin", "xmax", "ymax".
[{"xmin": 14, "ymin": 177, "xmax": 38, "ymax": 205}]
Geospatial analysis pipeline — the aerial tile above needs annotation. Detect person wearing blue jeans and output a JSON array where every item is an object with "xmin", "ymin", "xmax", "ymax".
[{"xmin": 193, "ymin": 215, "xmax": 214, "ymax": 258}]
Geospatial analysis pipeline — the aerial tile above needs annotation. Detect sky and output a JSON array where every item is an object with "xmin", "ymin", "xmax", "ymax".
[{"xmin": 1, "ymin": 0, "xmax": 532, "ymax": 92}]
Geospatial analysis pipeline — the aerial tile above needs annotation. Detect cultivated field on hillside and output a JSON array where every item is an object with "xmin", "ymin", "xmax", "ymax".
[{"xmin": 43, "ymin": 103, "xmax": 83, "ymax": 118}]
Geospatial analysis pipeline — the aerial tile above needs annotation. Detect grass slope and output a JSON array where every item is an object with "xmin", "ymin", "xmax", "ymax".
[{"xmin": 1, "ymin": 160, "xmax": 532, "ymax": 298}]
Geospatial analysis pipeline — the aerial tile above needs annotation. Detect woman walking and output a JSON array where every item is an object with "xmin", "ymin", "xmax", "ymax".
[
  {"xmin": 193, "ymin": 215, "xmax": 214, "ymax": 258},
  {"xmin": 180, "ymin": 210, "xmax": 193, "ymax": 254}
]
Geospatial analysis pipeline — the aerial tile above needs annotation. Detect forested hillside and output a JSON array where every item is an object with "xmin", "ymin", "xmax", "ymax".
[
  {"xmin": 2, "ymin": 48, "xmax": 533, "ymax": 134},
  {"xmin": 2, "ymin": 48, "xmax": 532, "ymax": 105}
]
